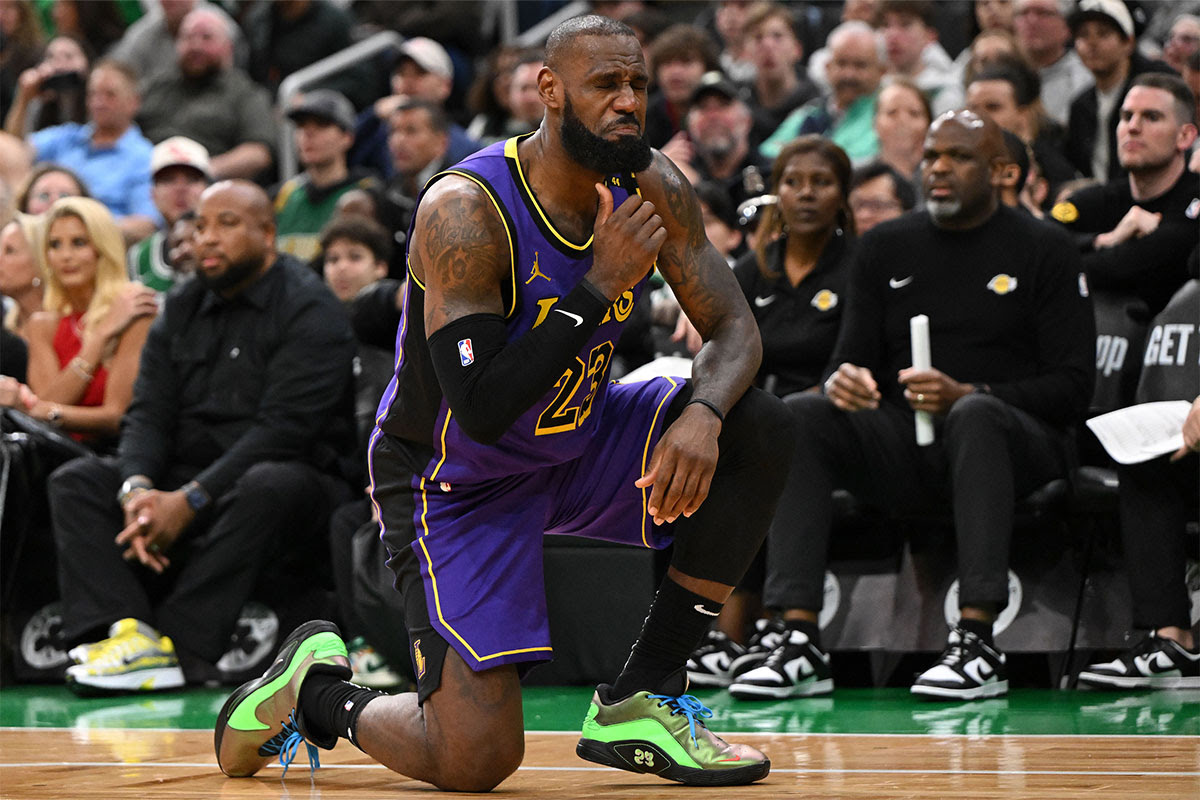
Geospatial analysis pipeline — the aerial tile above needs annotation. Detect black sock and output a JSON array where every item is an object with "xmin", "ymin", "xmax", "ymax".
[
  {"xmin": 958, "ymin": 617, "xmax": 994, "ymax": 647},
  {"xmin": 610, "ymin": 577, "xmax": 723, "ymax": 699},
  {"xmin": 784, "ymin": 618, "xmax": 822, "ymax": 650},
  {"xmin": 298, "ymin": 672, "xmax": 386, "ymax": 750}
]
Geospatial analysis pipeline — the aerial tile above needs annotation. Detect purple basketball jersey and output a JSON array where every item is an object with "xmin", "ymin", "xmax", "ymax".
[{"xmin": 374, "ymin": 135, "xmax": 654, "ymax": 484}]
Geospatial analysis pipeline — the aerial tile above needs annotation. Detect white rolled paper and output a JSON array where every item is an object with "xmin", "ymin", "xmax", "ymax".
[{"xmin": 910, "ymin": 314, "xmax": 934, "ymax": 446}]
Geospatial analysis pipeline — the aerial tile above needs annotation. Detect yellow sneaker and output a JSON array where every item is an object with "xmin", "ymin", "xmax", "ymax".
[{"xmin": 65, "ymin": 618, "xmax": 185, "ymax": 695}]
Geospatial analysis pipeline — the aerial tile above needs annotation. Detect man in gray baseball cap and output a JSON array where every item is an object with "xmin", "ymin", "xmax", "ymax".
[{"xmin": 275, "ymin": 89, "xmax": 379, "ymax": 262}]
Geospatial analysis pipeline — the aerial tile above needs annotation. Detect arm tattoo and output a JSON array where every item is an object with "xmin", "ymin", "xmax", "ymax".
[
  {"xmin": 414, "ymin": 183, "xmax": 508, "ymax": 331},
  {"xmin": 649, "ymin": 156, "xmax": 730, "ymax": 338}
]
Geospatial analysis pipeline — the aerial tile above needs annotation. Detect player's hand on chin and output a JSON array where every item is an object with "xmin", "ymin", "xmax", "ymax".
[
  {"xmin": 585, "ymin": 183, "xmax": 667, "ymax": 300},
  {"xmin": 635, "ymin": 404, "xmax": 720, "ymax": 525}
]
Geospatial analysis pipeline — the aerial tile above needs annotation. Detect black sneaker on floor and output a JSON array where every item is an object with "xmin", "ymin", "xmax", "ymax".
[
  {"xmin": 725, "ymin": 617, "xmax": 787, "ymax": 682},
  {"xmin": 685, "ymin": 630, "xmax": 747, "ymax": 688},
  {"xmin": 1078, "ymin": 633, "xmax": 1200, "ymax": 690},
  {"xmin": 910, "ymin": 626, "xmax": 1008, "ymax": 701},
  {"xmin": 727, "ymin": 629, "xmax": 833, "ymax": 700}
]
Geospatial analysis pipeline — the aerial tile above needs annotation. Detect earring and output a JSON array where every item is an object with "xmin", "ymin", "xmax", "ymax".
[{"xmin": 31, "ymin": 277, "xmax": 41, "ymax": 287}]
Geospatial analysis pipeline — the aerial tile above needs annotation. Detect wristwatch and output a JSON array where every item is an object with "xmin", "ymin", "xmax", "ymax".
[
  {"xmin": 182, "ymin": 481, "xmax": 210, "ymax": 513},
  {"xmin": 117, "ymin": 476, "xmax": 153, "ymax": 506}
]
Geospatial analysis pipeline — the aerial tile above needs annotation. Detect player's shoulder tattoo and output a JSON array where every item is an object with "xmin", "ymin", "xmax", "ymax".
[
  {"xmin": 641, "ymin": 152, "xmax": 706, "ymax": 279},
  {"xmin": 413, "ymin": 177, "xmax": 507, "ymax": 291}
]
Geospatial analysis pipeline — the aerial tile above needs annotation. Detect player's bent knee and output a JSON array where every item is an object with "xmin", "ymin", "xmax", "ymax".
[{"xmin": 432, "ymin": 733, "xmax": 524, "ymax": 792}]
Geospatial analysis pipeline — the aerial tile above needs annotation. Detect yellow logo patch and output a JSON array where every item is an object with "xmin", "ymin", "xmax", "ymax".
[
  {"xmin": 810, "ymin": 289, "xmax": 838, "ymax": 312},
  {"xmin": 1050, "ymin": 201, "xmax": 1078, "ymax": 223},
  {"xmin": 526, "ymin": 251, "xmax": 550, "ymax": 284},
  {"xmin": 987, "ymin": 274, "xmax": 1018, "ymax": 295},
  {"xmin": 413, "ymin": 639, "xmax": 426, "ymax": 679}
]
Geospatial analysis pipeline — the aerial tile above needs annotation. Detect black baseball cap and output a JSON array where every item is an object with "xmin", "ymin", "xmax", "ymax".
[
  {"xmin": 286, "ymin": 89, "xmax": 356, "ymax": 131},
  {"xmin": 691, "ymin": 71, "xmax": 742, "ymax": 105}
]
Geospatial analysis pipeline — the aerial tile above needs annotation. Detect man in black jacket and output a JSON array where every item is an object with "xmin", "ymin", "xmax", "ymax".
[
  {"xmin": 48, "ymin": 180, "xmax": 356, "ymax": 695},
  {"xmin": 1065, "ymin": 0, "xmax": 1175, "ymax": 181},
  {"xmin": 1054, "ymin": 73, "xmax": 1199, "ymax": 316},
  {"xmin": 729, "ymin": 110, "xmax": 1094, "ymax": 703}
]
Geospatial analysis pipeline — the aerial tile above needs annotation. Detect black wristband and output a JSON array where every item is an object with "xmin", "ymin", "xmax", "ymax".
[{"xmin": 686, "ymin": 397, "xmax": 725, "ymax": 423}]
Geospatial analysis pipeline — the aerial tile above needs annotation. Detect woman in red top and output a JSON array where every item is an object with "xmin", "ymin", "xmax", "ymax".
[{"xmin": 0, "ymin": 196, "xmax": 157, "ymax": 447}]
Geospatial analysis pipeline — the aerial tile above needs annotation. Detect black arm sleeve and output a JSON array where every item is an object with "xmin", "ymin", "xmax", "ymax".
[{"xmin": 427, "ymin": 279, "xmax": 611, "ymax": 444}]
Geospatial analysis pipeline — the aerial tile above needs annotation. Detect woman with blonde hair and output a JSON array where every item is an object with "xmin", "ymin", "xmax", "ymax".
[
  {"xmin": 0, "ymin": 211, "xmax": 44, "ymax": 339},
  {"xmin": 0, "ymin": 196, "xmax": 157, "ymax": 447}
]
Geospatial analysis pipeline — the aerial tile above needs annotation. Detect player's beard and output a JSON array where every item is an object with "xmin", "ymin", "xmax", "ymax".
[{"xmin": 561, "ymin": 95, "xmax": 652, "ymax": 173}]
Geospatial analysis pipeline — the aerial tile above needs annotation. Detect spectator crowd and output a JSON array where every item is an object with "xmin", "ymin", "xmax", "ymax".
[{"xmin": 0, "ymin": 0, "xmax": 1197, "ymax": 700}]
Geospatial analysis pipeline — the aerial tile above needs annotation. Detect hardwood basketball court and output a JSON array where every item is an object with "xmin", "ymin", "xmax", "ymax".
[{"xmin": 1, "ymin": 685, "xmax": 1195, "ymax": 798}]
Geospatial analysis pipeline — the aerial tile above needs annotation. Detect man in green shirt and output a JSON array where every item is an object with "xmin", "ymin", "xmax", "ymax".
[
  {"xmin": 274, "ymin": 89, "xmax": 379, "ymax": 264},
  {"xmin": 760, "ymin": 20, "xmax": 884, "ymax": 163},
  {"xmin": 126, "ymin": 135, "xmax": 211, "ymax": 292}
]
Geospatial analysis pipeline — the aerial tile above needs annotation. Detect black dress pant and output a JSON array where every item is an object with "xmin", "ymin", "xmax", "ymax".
[
  {"xmin": 764, "ymin": 393, "xmax": 1070, "ymax": 613},
  {"xmin": 1118, "ymin": 453, "xmax": 1198, "ymax": 630},
  {"xmin": 49, "ymin": 456, "xmax": 337, "ymax": 678}
]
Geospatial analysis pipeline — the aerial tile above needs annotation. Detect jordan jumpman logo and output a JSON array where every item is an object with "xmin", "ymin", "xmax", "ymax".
[{"xmin": 526, "ymin": 251, "xmax": 550, "ymax": 284}]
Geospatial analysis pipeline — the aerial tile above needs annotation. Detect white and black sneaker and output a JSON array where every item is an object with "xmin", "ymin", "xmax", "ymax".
[
  {"xmin": 1078, "ymin": 633, "xmax": 1200, "ymax": 690},
  {"xmin": 726, "ymin": 617, "xmax": 788, "ymax": 681},
  {"xmin": 911, "ymin": 627, "xmax": 1008, "ymax": 701},
  {"xmin": 685, "ymin": 630, "xmax": 747, "ymax": 687},
  {"xmin": 728, "ymin": 629, "xmax": 833, "ymax": 700}
]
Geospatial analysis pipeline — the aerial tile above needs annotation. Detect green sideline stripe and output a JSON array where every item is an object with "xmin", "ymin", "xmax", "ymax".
[{"xmin": 0, "ymin": 686, "xmax": 1196, "ymax": 736}]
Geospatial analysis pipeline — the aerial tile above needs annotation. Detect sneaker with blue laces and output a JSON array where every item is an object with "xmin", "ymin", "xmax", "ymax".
[
  {"xmin": 576, "ymin": 670, "xmax": 770, "ymax": 786},
  {"xmin": 214, "ymin": 620, "xmax": 351, "ymax": 778}
]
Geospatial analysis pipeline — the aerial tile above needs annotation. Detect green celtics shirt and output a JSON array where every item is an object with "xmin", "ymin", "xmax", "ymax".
[
  {"xmin": 273, "ymin": 169, "xmax": 379, "ymax": 263},
  {"xmin": 126, "ymin": 232, "xmax": 177, "ymax": 293}
]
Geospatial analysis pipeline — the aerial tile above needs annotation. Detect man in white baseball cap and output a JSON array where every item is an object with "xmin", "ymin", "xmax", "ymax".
[
  {"xmin": 1065, "ymin": 0, "xmax": 1176, "ymax": 180},
  {"xmin": 127, "ymin": 136, "xmax": 213, "ymax": 292},
  {"xmin": 350, "ymin": 37, "xmax": 480, "ymax": 178}
]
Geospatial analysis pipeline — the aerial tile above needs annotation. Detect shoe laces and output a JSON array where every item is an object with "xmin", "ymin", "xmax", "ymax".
[
  {"xmin": 937, "ymin": 633, "xmax": 973, "ymax": 667},
  {"xmin": 746, "ymin": 619, "xmax": 785, "ymax": 653},
  {"xmin": 259, "ymin": 711, "xmax": 320, "ymax": 777},
  {"xmin": 647, "ymin": 693, "xmax": 713, "ymax": 749}
]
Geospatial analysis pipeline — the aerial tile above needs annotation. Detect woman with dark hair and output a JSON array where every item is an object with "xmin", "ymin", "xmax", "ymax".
[
  {"xmin": 15, "ymin": 161, "xmax": 89, "ymax": 214},
  {"xmin": 464, "ymin": 44, "xmax": 525, "ymax": 145},
  {"xmin": 736, "ymin": 135, "xmax": 856, "ymax": 399},
  {"xmin": 685, "ymin": 135, "xmax": 858, "ymax": 685},
  {"xmin": 49, "ymin": 0, "xmax": 126, "ymax": 61}
]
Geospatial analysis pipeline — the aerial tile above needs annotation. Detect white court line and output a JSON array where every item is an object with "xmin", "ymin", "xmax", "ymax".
[
  {"xmin": 4, "ymin": 726, "xmax": 1198, "ymax": 740},
  {"xmin": 0, "ymin": 761, "xmax": 1197, "ymax": 778}
]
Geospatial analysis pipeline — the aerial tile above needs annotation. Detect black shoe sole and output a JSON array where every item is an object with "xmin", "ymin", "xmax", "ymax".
[
  {"xmin": 213, "ymin": 620, "xmax": 347, "ymax": 769},
  {"xmin": 576, "ymin": 738, "xmax": 771, "ymax": 786}
]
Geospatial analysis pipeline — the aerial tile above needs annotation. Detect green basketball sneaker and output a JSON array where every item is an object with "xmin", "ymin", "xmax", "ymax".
[
  {"xmin": 576, "ymin": 672, "xmax": 770, "ymax": 786},
  {"xmin": 214, "ymin": 620, "xmax": 351, "ymax": 778}
]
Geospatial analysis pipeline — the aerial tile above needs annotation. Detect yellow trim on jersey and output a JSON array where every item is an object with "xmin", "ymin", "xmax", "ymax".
[
  {"xmin": 429, "ymin": 408, "xmax": 453, "ymax": 481},
  {"xmin": 640, "ymin": 376, "xmax": 681, "ymax": 548},
  {"xmin": 504, "ymin": 137, "xmax": 592, "ymax": 252},
  {"xmin": 406, "ymin": 253, "xmax": 425, "ymax": 291},
  {"xmin": 440, "ymin": 169, "xmax": 518, "ymax": 318},
  {"xmin": 417, "ymin": 477, "xmax": 555, "ymax": 664}
]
